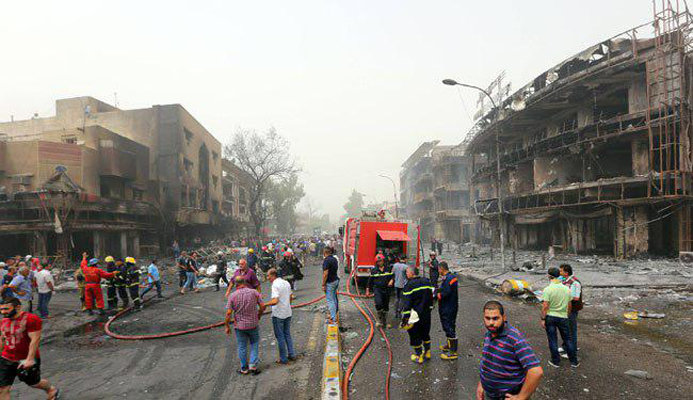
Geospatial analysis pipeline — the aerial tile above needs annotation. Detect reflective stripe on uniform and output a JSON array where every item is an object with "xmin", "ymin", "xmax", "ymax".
[
  {"xmin": 403, "ymin": 286, "xmax": 435, "ymax": 295},
  {"xmin": 371, "ymin": 272, "xmax": 394, "ymax": 277}
]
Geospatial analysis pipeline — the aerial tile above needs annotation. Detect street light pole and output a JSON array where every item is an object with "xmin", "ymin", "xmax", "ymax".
[
  {"xmin": 379, "ymin": 174, "xmax": 399, "ymax": 218},
  {"xmin": 442, "ymin": 79, "xmax": 506, "ymax": 271}
]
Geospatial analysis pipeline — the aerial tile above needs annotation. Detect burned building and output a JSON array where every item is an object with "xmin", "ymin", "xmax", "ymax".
[
  {"xmin": 432, "ymin": 145, "xmax": 477, "ymax": 243},
  {"xmin": 468, "ymin": 5, "xmax": 693, "ymax": 258},
  {"xmin": 0, "ymin": 96, "xmax": 228, "ymax": 260},
  {"xmin": 221, "ymin": 159, "xmax": 253, "ymax": 236},
  {"xmin": 401, "ymin": 141, "xmax": 477, "ymax": 243}
]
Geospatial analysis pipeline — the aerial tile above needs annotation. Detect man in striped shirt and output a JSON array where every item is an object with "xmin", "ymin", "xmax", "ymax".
[{"xmin": 477, "ymin": 301, "xmax": 543, "ymax": 400}]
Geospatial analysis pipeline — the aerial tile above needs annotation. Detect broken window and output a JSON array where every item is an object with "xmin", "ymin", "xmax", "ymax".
[{"xmin": 184, "ymin": 128, "xmax": 193, "ymax": 145}]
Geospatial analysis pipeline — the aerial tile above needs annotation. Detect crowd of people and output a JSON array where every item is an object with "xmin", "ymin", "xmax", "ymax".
[{"xmin": 0, "ymin": 231, "xmax": 583, "ymax": 399}]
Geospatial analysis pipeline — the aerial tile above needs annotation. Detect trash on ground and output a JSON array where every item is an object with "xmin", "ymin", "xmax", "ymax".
[{"xmin": 624, "ymin": 370, "xmax": 652, "ymax": 380}]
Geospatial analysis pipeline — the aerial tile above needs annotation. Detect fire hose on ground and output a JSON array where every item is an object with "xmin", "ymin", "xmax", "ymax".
[{"xmin": 103, "ymin": 269, "xmax": 390, "ymax": 400}]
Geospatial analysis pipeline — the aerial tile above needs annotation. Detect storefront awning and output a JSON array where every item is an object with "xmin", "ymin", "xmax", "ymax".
[{"xmin": 377, "ymin": 230, "xmax": 410, "ymax": 241}]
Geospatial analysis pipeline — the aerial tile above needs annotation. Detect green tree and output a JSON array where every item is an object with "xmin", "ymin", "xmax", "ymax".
[
  {"xmin": 343, "ymin": 189, "xmax": 365, "ymax": 218},
  {"xmin": 268, "ymin": 172, "xmax": 305, "ymax": 235}
]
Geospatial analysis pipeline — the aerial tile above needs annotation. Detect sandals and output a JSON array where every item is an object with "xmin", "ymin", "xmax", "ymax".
[
  {"xmin": 237, "ymin": 368, "xmax": 249, "ymax": 375},
  {"xmin": 249, "ymin": 368, "xmax": 261, "ymax": 375}
]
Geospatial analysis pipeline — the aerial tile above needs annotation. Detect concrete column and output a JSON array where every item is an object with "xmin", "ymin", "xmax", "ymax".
[
  {"xmin": 615, "ymin": 206, "xmax": 649, "ymax": 258},
  {"xmin": 120, "ymin": 232, "xmax": 128, "ymax": 258},
  {"xmin": 132, "ymin": 233, "xmax": 140, "ymax": 259},
  {"xmin": 632, "ymin": 139, "xmax": 649, "ymax": 176},
  {"xmin": 93, "ymin": 231, "xmax": 103, "ymax": 259},
  {"xmin": 31, "ymin": 232, "xmax": 47, "ymax": 257}
]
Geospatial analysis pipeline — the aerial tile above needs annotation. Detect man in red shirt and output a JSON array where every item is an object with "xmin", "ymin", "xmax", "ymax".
[{"xmin": 0, "ymin": 297, "xmax": 59, "ymax": 399}]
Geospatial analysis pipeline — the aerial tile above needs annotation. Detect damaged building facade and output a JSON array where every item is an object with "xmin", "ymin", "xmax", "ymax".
[
  {"xmin": 0, "ymin": 96, "xmax": 250, "ymax": 260},
  {"xmin": 400, "ymin": 141, "xmax": 478, "ymax": 243},
  {"xmin": 468, "ymin": 5, "xmax": 693, "ymax": 259}
]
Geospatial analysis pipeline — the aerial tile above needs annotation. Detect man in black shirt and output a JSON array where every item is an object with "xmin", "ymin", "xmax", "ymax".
[{"xmin": 322, "ymin": 247, "xmax": 339, "ymax": 324}]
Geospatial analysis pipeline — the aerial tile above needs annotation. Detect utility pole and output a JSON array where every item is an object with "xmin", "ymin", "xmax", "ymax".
[{"xmin": 442, "ymin": 79, "xmax": 506, "ymax": 271}]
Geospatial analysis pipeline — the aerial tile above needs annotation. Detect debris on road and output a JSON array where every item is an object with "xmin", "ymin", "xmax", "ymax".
[{"xmin": 624, "ymin": 370, "xmax": 652, "ymax": 380}]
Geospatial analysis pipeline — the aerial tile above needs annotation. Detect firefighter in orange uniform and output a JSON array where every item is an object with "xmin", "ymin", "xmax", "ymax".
[{"xmin": 82, "ymin": 258, "xmax": 117, "ymax": 315}]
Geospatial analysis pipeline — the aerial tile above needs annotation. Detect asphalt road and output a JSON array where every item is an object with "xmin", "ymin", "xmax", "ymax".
[
  {"xmin": 340, "ymin": 274, "xmax": 693, "ymax": 399},
  {"xmin": 10, "ymin": 261, "xmax": 693, "ymax": 399},
  {"xmin": 13, "ymin": 262, "xmax": 329, "ymax": 400}
]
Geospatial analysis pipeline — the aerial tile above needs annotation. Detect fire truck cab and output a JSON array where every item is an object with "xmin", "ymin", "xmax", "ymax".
[{"xmin": 342, "ymin": 213, "xmax": 420, "ymax": 285}]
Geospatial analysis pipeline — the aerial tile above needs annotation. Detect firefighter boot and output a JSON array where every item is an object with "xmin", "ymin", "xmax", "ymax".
[
  {"xmin": 424, "ymin": 340, "xmax": 432, "ymax": 360},
  {"xmin": 440, "ymin": 338, "xmax": 458, "ymax": 360},
  {"xmin": 410, "ymin": 345, "xmax": 424, "ymax": 364},
  {"xmin": 439, "ymin": 338, "xmax": 450, "ymax": 352}
]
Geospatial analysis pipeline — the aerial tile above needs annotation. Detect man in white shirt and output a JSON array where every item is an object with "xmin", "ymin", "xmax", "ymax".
[
  {"xmin": 34, "ymin": 263, "xmax": 55, "ymax": 319},
  {"xmin": 264, "ymin": 268, "xmax": 296, "ymax": 364}
]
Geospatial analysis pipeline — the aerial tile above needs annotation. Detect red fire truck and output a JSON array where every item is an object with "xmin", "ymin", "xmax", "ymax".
[{"xmin": 342, "ymin": 213, "xmax": 420, "ymax": 285}]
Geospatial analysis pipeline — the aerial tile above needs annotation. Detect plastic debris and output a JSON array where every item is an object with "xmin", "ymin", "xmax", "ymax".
[
  {"xmin": 623, "ymin": 311, "xmax": 639, "ymax": 320},
  {"xmin": 624, "ymin": 370, "xmax": 652, "ymax": 380},
  {"xmin": 637, "ymin": 311, "xmax": 666, "ymax": 319}
]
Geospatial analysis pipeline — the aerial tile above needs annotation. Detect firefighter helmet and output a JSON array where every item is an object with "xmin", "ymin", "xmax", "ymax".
[
  {"xmin": 88, "ymin": 258, "xmax": 99, "ymax": 266},
  {"xmin": 105, "ymin": 256, "xmax": 115, "ymax": 263},
  {"xmin": 125, "ymin": 257, "xmax": 136, "ymax": 264}
]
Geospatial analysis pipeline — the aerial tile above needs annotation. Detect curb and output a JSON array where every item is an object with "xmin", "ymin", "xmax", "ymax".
[{"xmin": 321, "ymin": 322, "xmax": 341, "ymax": 399}]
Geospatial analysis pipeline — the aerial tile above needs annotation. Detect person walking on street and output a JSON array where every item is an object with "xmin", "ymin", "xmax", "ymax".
[
  {"xmin": 172, "ymin": 240, "xmax": 180, "ymax": 259},
  {"xmin": 436, "ymin": 261, "xmax": 459, "ymax": 360},
  {"xmin": 477, "ymin": 300, "xmax": 543, "ymax": 400},
  {"xmin": 226, "ymin": 259, "xmax": 261, "ymax": 297},
  {"xmin": 265, "ymin": 268, "xmax": 296, "ymax": 364},
  {"xmin": 8, "ymin": 266, "xmax": 33, "ymax": 313},
  {"xmin": 391, "ymin": 255, "xmax": 408, "ymax": 320},
  {"xmin": 177, "ymin": 252, "xmax": 188, "ymax": 290},
  {"xmin": 225, "ymin": 276, "xmax": 266, "ymax": 375},
  {"xmin": 559, "ymin": 263, "xmax": 582, "ymax": 359},
  {"xmin": 428, "ymin": 251, "xmax": 440, "ymax": 288},
  {"xmin": 322, "ymin": 247, "xmax": 339, "ymax": 324},
  {"xmin": 181, "ymin": 252, "xmax": 200, "ymax": 295},
  {"xmin": 400, "ymin": 266, "xmax": 434, "ymax": 364},
  {"xmin": 542, "ymin": 267, "xmax": 579, "ymax": 368},
  {"xmin": 214, "ymin": 253, "xmax": 229, "ymax": 292},
  {"xmin": 0, "ymin": 297, "xmax": 59, "ymax": 399},
  {"xmin": 140, "ymin": 259, "xmax": 163, "ymax": 300},
  {"xmin": 104, "ymin": 256, "xmax": 118, "ymax": 310},
  {"xmin": 366, "ymin": 254, "xmax": 394, "ymax": 328},
  {"xmin": 34, "ymin": 264, "xmax": 54, "ymax": 320}
]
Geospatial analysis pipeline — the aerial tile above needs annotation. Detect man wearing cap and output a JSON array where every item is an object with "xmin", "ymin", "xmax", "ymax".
[
  {"xmin": 366, "ymin": 254, "xmax": 394, "ymax": 328},
  {"xmin": 104, "ymin": 256, "xmax": 118, "ymax": 310},
  {"xmin": 82, "ymin": 258, "xmax": 117, "ymax": 315},
  {"xmin": 246, "ymin": 248, "xmax": 258, "ymax": 272},
  {"xmin": 541, "ymin": 267, "xmax": 579, "ymax": 368},
  {"xmin": 125, "ymin": 257, "xmax": 142, "ymax": 310}
]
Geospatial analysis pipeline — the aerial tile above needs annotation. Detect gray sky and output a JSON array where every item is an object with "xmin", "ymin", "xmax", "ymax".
[{"xmin": 0, "ymin": 0, "xmax": 651, "ymax": 219}]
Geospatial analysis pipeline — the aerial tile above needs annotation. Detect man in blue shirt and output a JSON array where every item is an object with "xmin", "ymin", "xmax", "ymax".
[
  {"xmin": 8, "ymin": 265, "xmax": 34, "ymax": 312},
  {"xmin": 140, "ymin": 259, "xmax": 163, "ymax": 300},
  {"xmin": 478, "ymin": 301, "xmax": 543, "ymax": 400}
]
